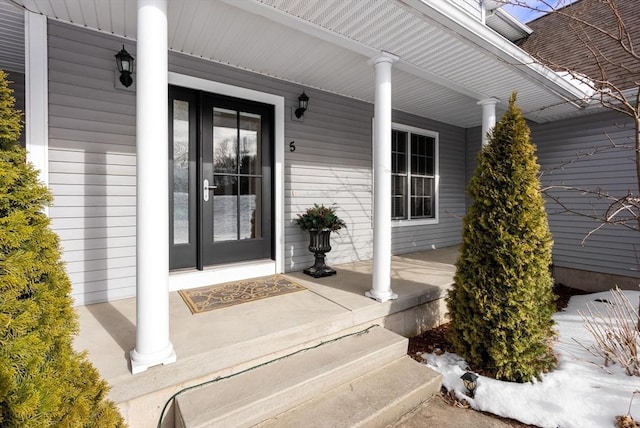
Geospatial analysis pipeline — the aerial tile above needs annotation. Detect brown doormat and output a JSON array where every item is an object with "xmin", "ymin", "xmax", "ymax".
[{"xmin": 178, "ymin": 274, "xmax": 306, "ymax": 314}]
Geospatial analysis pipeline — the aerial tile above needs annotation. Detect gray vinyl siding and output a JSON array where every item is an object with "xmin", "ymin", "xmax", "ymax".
[
  {"xmin": 532, "ymin": 110, "xmax": 640, "ymax": 281},
  {"xmin": 47, "ymin": 21, "xmax": 137, "ymax": 305},
  {"xmin": 390, "ymin": 111, "xmax": 466, "ymax": 253},
  {"xmin": 0, "ymin": 0, "xmax": 24, "ymax": 73},
  {"xmin": 47, "ymin": 19, "xmax": 471, "ymax": 304}
]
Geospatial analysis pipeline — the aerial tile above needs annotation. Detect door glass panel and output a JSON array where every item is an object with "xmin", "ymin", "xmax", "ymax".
[
  {"xmin": 173, "ymin": 99, "xmax": 189, "ymax": 244},
  {"xmin": 213, "ymin": 175, "xmax": 238, "ymax": 242},
  {"xmin": 240, "ymin": 177, "xmax": 262, "ymax": 239},
  {"xmin": 213, "ymin": 108, "xmax": 238, "ymax": 174},
  {"xmin": 239, "ymin": 112, "xmax": 261, "ymax": 175}
]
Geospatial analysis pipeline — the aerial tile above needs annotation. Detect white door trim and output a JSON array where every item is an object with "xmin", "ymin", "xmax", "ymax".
[{"xmin": 167, "ymin": 72, "xmax": 285, "ymax": 291}]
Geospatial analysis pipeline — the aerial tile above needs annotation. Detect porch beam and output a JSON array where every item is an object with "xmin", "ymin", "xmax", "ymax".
[
  {"xmin": 366, "ymin": 52, "xmax": 399, "ymax": 303},
  {"xmin": 219, "ymin": 0, "xmax": 488, "ymax": 101},
  {"xmin": 130, "ymin": 0, "xmax": 176, "ymax": 375},
  {"xmin": 478, "ymin": 97, "xmax": 499, "ymax": 147}
]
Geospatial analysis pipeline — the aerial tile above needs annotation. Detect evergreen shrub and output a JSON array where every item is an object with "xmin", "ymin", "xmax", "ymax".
[
  {"xmin": 446, "ymin": 93, "xmax": 557, "ymax": 383},
  {"xmin": 0, "ymin": 69, "xmax": 125, "ymax": 426}
]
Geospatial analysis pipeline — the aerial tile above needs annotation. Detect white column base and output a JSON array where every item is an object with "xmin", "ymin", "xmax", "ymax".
[
  {"xmin": 130, "ymin": 344, "xmax": 177, "ymax": 375},
  {"xmin": 365, "ymin": 289, "xmax": 399, "ymax": 303}
]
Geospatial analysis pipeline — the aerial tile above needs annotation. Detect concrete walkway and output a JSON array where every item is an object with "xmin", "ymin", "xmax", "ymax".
[{"xmin": 393, "ymin": 394, "xmax": 525, "ymax": 428}]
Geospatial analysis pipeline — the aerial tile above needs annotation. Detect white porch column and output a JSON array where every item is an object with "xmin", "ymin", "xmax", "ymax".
[
  {"xmin": 477, "ymin": 98, "xmax": 499, "ymax": 147},
  {"xmin": 366, "ymin": 52, "xmax": 399, "ymax": 303},
  {"xmin": 130, "ymin": 0, "xmax": 176, "ymax": 374}
]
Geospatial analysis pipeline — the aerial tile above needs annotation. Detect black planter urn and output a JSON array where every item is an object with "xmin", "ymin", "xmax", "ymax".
[{"xmin": 303, "ymin": 229, "xmax": 337, "ymax": 278}]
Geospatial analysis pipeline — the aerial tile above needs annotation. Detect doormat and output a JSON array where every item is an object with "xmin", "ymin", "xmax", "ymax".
[{"xmin": 178, "ymin": 275, "xmax": 306, "ymax": 314}]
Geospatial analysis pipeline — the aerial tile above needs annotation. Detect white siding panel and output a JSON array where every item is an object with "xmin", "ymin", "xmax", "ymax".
[{"xmin": 532, "ymin": 110, "xmax": 639, "ymax": 281}]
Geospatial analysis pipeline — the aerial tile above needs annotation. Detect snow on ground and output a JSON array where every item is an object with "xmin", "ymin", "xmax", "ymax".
[{"xmin": 423, "ymin": 290, "xmax": 640, "ymax": 428}]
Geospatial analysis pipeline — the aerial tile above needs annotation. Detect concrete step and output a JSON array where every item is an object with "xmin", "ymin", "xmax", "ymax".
[
  {"xmin": 255, "ymin": 356, "xmax": 442, "ymax": 428},
  {"xmin": 174, "ymin": 326, "xmax": 415, "ymax": 428}
]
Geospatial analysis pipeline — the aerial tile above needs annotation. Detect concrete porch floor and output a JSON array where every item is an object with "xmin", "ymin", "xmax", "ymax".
[{"xmin": 74, "ymin": 246, "xmax": 458, "ymax": 427}]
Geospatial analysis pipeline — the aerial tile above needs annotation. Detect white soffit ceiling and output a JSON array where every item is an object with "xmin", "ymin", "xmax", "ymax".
[{"xmin": 13, "ymin": 0, "xmax": 589, "ymax": 126}]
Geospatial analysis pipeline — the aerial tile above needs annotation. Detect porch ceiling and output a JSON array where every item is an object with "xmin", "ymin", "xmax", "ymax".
[{"xmin": 14, "ymin": 0, "xmax": 592, "ymax": 127}]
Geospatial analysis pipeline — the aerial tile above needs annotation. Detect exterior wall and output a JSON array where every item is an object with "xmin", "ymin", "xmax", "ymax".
[
  {"xmin": 47, "ymin": 21, "xmax": 137, "ymax": 305},
  {"xmin": 47, "ymin": 20, "xmax": 467, "ymax": 304},
  {"xmin": 391, "ymin": 111, "xmax": 466, "ymax": 253},
  {"xmin": 169, "ymin": 52, "xmax": 377, "ymax": 273},
  {"xmin": 464, "ymin": 112, "xmax": 639, "ymax": 289},
  {"xmin": 532, "ymin": 110, "xmax": 640, "ymax": 288}
]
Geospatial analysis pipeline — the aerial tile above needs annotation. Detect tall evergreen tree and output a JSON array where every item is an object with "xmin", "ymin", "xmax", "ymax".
[
  {"xmin": 446, "ymin": 93, "xmax": 557, "ymax": 383},
  {"xmin": 0, "ymin": 69, "xmax": 125, "ymax": 426}
]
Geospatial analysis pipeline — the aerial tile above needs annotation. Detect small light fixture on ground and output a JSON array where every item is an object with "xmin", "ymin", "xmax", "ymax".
[
  {"xmin": 461, "ymin": 371, "xmax": 479, "ymax": 397},
  {"xmin": 295, "ymin": 91, "xmax": 309, "ymax": 118},
  {"xmin": 115, "ymin": 45, "xmax": 134, "ymax": 88}
]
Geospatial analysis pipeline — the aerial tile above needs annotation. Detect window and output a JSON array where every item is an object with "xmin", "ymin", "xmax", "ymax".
[{"xmin": 391, "ymin": 124, "xmax": 438, "ymax": 223}]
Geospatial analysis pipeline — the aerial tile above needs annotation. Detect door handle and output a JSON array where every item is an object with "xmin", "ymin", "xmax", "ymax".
[{"xmin": 203, "ymin": 179, "xmax": 217, "ymax": 202}]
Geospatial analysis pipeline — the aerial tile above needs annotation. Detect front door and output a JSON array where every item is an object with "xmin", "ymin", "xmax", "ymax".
[{"xmin": 169, "ymin": 86, "xmax": 273, "ymax": 270}]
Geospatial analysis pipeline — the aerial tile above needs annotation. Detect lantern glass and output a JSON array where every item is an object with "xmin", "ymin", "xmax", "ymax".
[
  {"xmin": 115, "ymin": 46, "xmax": 134, "ymax": 73},
  {"xmin": 298, "ymin": 92, "xmax": 309, "ymax": 110}
]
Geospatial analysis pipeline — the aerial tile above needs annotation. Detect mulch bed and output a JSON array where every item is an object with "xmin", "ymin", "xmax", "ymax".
[{"xmin": 407, "ymin": 284, "xmax": 591, "ymax": 427}]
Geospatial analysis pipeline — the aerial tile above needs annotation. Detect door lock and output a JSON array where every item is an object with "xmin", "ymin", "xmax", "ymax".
[{"xmin": 203, "ymin": 179, "xmax": 217, "ymax": 202}]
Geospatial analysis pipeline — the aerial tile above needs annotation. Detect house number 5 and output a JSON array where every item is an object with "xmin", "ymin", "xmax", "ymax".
[{"xmin": 289, "ymin": 141, "xmax": 296, "ymax": 152}]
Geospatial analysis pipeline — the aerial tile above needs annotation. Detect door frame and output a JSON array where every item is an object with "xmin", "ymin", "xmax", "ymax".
[{"xmin": 167, "ymin": 72, "xmax": 285, "ymax": 292}]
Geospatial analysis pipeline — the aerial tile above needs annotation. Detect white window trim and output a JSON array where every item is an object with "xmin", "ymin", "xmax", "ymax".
[{"xmin": 390, "ymin": 122, "xmax": 439, "ymax": 228}]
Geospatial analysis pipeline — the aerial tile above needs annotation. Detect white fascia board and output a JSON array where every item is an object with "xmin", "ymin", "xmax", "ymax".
[
  {"xmin": 493, "ymin": 8, "xmax": 532, "ymax": 36},
  {"xmin": 24, "ymin": 10, "xmax": 48, "ymax": 189},
  {"xmin": 218, "ymin": 0, "xmax": 488, "ymax": 101},
  {"xmin": 401, "ymin": 0, "xmax": 590, "ymax": 108}
]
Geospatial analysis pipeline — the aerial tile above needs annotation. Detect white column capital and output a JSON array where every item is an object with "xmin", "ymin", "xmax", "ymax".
[
  {"xmin": 477, "ymin": 97, "xmax": 500, "ymax": 107},
  {"xmin": 368, "ymin": 51, "xmax": 400, "ymax": 66}
]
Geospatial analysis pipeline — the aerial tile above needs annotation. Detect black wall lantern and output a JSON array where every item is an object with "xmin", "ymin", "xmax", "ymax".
[
  {"xmin": 115, "ymin": 45, "xmax": 134, "ymax": 88},
  {"xmin": 294, "ymin": 91, "xmax": 309, "ymax": 119},
  {"xmin": 461, "ymin": 371, "xmax": 479, "ymax": 398}
]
